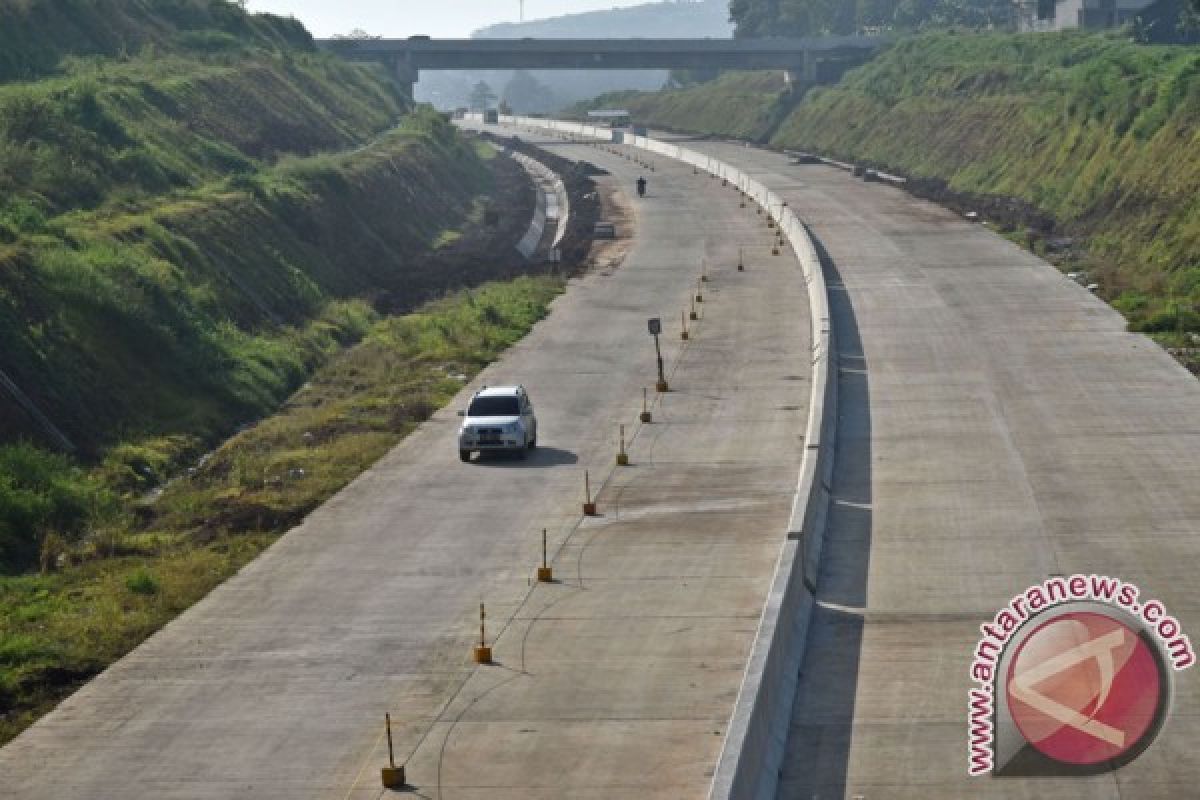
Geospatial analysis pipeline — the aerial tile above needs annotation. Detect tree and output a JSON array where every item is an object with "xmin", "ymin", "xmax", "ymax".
[
  {"xmin": 730, "ymin": 0, "xmax": 780, "ymax": 37},
  {"xmin": 731, "ymin": 0, "xmax": 1017, "ymax": 35},
  {"xmin": 501, "ymin": 71, "xmax": 557, "ymax": 113},
  {"xmin": 469, "ymin": 81, "xmax": 497, "ymax": 111}
]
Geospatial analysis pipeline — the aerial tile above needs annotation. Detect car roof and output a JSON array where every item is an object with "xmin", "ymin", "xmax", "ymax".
[{"xmin": 475, "ymin": 385, "xmax": 523, "ymax": 398}]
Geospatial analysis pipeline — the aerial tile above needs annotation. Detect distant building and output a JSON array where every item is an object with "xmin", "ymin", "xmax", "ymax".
[{"xmin": 1015, "ymin": 0, "xmax": 1156, "ymax": 31}]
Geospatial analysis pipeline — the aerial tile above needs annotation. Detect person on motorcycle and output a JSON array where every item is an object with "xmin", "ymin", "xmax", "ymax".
[{"xmin": 636, "ymin": 176, "xmax": 647, "ymax": 197}]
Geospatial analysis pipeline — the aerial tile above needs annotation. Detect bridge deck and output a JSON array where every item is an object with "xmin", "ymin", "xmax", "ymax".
[{"xmin": 317, "ymin": 37, "xmax": 882, "ymax": 72}]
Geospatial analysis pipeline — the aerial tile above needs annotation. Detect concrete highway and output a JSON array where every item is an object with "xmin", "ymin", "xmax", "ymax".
[
  {"xmin": 667, "ymin": 137, "xmax": 1200, "ymax": 798},
  {"xmin": 0, "ymin": 132, "xmax": 812, "ymax": 798}
]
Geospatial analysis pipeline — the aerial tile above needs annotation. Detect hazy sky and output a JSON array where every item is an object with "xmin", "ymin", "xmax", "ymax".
[{"xmin": 246, "ymin": 1, "xmax": 656, "ymax": 38}]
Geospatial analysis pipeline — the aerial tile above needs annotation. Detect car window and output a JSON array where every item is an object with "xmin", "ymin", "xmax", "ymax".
[{"xmin": 467, "ymin": 396, "xmax": 520, "ymax": 416}]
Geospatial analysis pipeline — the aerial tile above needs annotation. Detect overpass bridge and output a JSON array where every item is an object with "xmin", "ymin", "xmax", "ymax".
[{"xmin": 316, "ymin": 36, "xmax": 885, "ymax": 96}]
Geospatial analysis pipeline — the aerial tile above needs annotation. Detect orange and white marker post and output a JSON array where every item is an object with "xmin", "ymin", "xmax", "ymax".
[
  {"xmin": 537, "ymin": 528, "xmax": 553, "ymax": 582},
  {"xmin": 473, "ymin": 602, "xmax": 493, "ymax": 664},
  {"xmin": 583, "ymin": 470, "xmax": 597, "ymax": 516},
  {"xmin": 380, "ymin": 713, "xmax": 406, "ymax": 788}
]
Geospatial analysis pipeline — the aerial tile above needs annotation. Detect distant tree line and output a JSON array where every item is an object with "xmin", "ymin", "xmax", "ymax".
[{"xmin": 729, "ymin": 0, "xmax": 1017, "ymax": 36}]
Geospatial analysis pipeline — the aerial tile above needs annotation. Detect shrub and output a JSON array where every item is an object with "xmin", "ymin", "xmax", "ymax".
[
  {"xmin": 176, "ymin": 30, "xmax": 245, "ymax": 54},
  {"xmin": 124, "ymin": 568, "xmax": 160, "ymax": 596},
  {"xmin": 1132, "ymin": 306, "xmax": 1200, "ymax": 333},
  {"xmin": 0, "ymin": 444, "xmax": 115, "ymax": 574},
  {"xmin": 0, "ymin": 199, "xmax": 47, "ymax": 235}
]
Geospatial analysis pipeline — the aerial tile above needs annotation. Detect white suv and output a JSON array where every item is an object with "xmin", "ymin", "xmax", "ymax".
[{"xmin": 457, "ymin": 385, "xmax": 538, "ymax": 461}]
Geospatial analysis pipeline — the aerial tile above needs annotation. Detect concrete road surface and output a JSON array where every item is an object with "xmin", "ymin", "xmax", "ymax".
[
  {"xmin": 671, "ymin": 137, "xmax": 1200, "ymax": 798},
  {"xmin": 0, "ymin": 133, "xmax": 811, "ymax": 798}
]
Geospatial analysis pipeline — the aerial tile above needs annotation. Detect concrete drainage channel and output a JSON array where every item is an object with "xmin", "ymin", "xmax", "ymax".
[
  {"xmin": 499, "ymin": 115, "xmax": 838, "ymax": 800},
  {"xmin": 500, "ymin": 145, "xmax": 570, "ymax": 261}
]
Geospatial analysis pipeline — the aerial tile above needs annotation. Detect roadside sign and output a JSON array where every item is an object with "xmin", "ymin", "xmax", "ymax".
[{"xmin": 647, "ymin": 318, "xmax": 662, "ymax": 335}]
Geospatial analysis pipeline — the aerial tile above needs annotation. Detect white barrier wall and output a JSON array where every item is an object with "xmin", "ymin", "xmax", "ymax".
[
  {"xmin": 513, "ymin": 158, "xmax": 547, "ymax": 260},
  {"xmin": 502, "ymin": 116, "xmax": 839, "ymax": 800}
]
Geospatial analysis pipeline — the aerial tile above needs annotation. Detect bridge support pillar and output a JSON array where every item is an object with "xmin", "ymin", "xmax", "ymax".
[
  {"xmin": 388, "ymin": 57, "xmax": 419, "ymax": 100},
  {"xmin": 801, "ymin": 51, "xmax": 820, "ymax": 83}
]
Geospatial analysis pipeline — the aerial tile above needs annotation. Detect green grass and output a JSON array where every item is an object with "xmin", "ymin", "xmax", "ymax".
[
  {"xmin": 0, "ymin": 0, "xmax": 313, "ymax": 84},
  {"xmin": 585, "ymin": 31, "xmax": 1200, "ymax": 339},
  {"xmin": 1, "ymin": 89, "xmax": 489, "ymax": 453},
  {"xmin": 0, "ymin": 274, "xmax": 564, "ymax": 746},
  {"xmin": 0, "ymin": 0, "xmax": 496, "ymax": 461},
  {"xmin": 572, "ymin": 71, "xmax": 792, "ymax": 141},
  {"xmin": 772, "ymin": 31, "xmax": 1200, "ymax": 331},
  {"xmin": 0, "ymin": 0, "xmax": 562, "ymax": 744},
  {"xmin": 0, "ymin": 444, "xmax": 117, "ymax": 574}
]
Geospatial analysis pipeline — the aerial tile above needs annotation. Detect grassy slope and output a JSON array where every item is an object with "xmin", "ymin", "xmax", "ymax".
[
  {"xmin": 590, "ymin": 32, "xmax": 1200, "ymax": 334},
  {"xmin": 0, "ymin": 3, "xmax": 505, "ymax": 458},
  {"xmin": 1, "ymin": 113, "xmax": 490, "ymax": 456},
  {"xmin": 0, "ymin": 276, "xmax": 566, "ymax": 745},
  {"xmin": 775, "ymin": 32, "xmax": 1200, "ymax": 326},
  {"xmin": 0, "ymin": 0, "xmax": 312, "ymax": 82},
  {"xmin": 0, "ymin": 0, "xmax": 570, "ymax": 744},
  {"xmin": 577, "ymin": 71, "xmax": 791, "ymax": 141}
]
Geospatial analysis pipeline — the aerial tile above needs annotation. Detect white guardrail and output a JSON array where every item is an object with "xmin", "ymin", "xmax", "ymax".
[{"xmin": 499, "ymin": 116, "xmax": 839, "ymax": 800}]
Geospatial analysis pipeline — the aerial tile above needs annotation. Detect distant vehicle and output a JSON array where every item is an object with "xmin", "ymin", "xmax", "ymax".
[
  {"xmin": 787, "ymin": 151, "xmax": 820, "ymax": 165},
  {"xmin": 484, "ymin": 109, "xmax": 499, "ymax": 124},
  {"xmin": 457, "ymin": 385, "xmax": 538, "ymax": 461},
  {"xmin": 587, "ymin": 109, "xmax": 632, "ymax": 128}
]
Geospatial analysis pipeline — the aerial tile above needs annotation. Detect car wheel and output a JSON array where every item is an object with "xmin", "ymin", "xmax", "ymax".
[{"xmin": 459, "ymin": 450, "xmax": 471, "ymax": 462}]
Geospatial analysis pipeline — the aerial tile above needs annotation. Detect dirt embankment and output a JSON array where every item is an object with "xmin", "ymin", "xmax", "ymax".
[
  {"xmin": 371, "ymin": 150, "xmax": 539, "ymax": 315},
  {"xmin": 473, "ymin": 131, "xmax": 604, "ymax": 273},
  {"xmin": 376, "ymin": 130, "xmax": 609, "ymax": 315}
]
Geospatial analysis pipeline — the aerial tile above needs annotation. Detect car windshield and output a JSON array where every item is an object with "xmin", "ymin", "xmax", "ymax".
[{"xmin": 467, "ymin": 396, "xmax": 519, "ymax": 416}]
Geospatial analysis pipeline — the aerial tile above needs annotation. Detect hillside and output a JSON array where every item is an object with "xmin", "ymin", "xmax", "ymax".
[
  {"xmin": 585, "ymin": 31, "xmax": 1200, "ymax": 346},
  {"xmin": 581, "ymin": 71, "xmax": 791, "ymax": 139},
  {"xmin": 474, "ymin": 0, "xmax": 732, "ymax": 39},
  {"xmin": 0, "ymin": 0, "xmax": 312, "ymax": 82},
  {"xmin": 0, "ymin": 0, "xmax": 564, "ymax": 743},
  {"xmin": 0, "ymin": 0, "xmax": 539, "ymax": 554},
  {"xmin": 0, "ymin": 1, "xmax": 518, "ymax": 460},
  {"xmin": 415, "ymin": 0, "xmax": 733, "ymax": 111}
]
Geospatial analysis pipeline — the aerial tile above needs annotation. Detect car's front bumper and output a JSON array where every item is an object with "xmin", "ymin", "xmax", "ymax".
[
  {"xmin": 463, "ymin": 442, "xmax": 523, "ymax": 451},
  {"xmin": 459, "ymin": 436, "xmax": 523, "ymax": 451}
]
